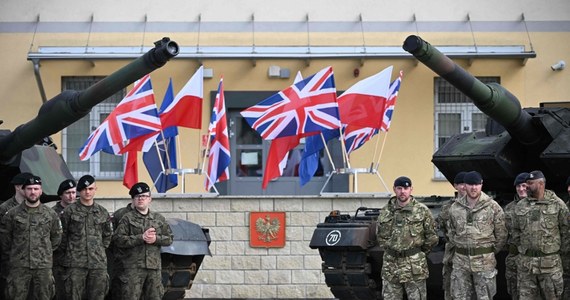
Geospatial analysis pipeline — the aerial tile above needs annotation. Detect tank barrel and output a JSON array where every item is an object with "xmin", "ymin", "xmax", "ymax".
[
  {"xmin": 0, "ymin": 37, "xmax": 179, "ymax": 163},
  {"xmin": 402, "ymin": 35, "xmax": 542, "ymax": 146}
]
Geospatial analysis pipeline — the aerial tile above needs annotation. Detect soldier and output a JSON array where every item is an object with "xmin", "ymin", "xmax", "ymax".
[
  {"xmin": 563, "ymin": 176, "xmax": 570, "ymax": 300},
  {"xmin": 60, "ymin": 175, "xmax": 113, "ymax": 300},
  {"xmin": 113, "ymin": 182, "xmax": 173, "ymax": 300},
  {"xmin": 107, "ymin": 197, "xmax": 135, "ymax": 300},
  {"xmin": 0, "ymin": 172, "xmax": 33, "ymax": 297},
  {"xmin": 436, "ymin": 171, "xmax": 466, "ymax": 300},
  {"xmin": 448, "ymin": 171, "xmax": 507, "ymax": 300},
  {"xmin": 503, "ymin": 172, "xmax": 528, "ymax": 300},
  {"xmin": 376, "ymin": 176, "xmax": 438, "ymax": 300},
  {"xmin": 52, "ymin": 179, "xmax": 76, "ymax": 300},
  {"xmin": 512, "ymin": 170, "xmax": 569, "ymax": 300},
  {"xmin": 0, "ymin": 175, "xmax": 62, "ymax": 300}
]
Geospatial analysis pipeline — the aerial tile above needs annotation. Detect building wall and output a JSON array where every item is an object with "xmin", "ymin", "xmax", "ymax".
[
  {"xmin": 95, "ymin": 195, "xmax": 391, "ymax": 299},
  {"xmin": 1, "ymin": 0, "xmax": 569, "ymax": 197}
]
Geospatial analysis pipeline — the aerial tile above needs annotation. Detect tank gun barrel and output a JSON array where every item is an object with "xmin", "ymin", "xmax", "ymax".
[
  {"xmin": 402, "ymin": 35, "xmax": 542, "ymax": 146},
  {"xmin": 0, "ymin": 37, "xmax": 179, "ymax": 163}
]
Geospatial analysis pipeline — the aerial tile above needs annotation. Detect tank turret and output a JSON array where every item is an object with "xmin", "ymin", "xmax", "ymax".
[
  {"xmin": 0, "ymin": 37, "xmax": 179, "ymax": 201},
  {"xmin": 403, "ymin": 35, "xmax": 570, "ymax": 199}
]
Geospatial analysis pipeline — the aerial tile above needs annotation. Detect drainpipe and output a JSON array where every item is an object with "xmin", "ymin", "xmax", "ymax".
[{"xmin": 31, "ymin": 58, "xmax": 48, "ymax": 103}]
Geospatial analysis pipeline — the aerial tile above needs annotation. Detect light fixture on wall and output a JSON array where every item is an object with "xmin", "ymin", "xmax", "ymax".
[
  {"xmin": 268, "ymin": 65, "xmax": 291, "ymax": 79},
  {"xmin": 203, "ymin": 68, "xmax": 214, "ymax": 78},
  {"xmin": 551, "ymin": 60, "xmax": 566, "ymax": 71}
]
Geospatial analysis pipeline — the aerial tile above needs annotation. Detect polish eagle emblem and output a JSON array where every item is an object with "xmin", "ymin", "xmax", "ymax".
[{"xmin": 255, "ymin": 215, "xmax": 281, "ymax": 242}]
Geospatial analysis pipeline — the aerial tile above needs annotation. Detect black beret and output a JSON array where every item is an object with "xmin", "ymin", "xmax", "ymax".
[
  {"xmin": 129, "ymin": 182, "xmax": 150, "ymax": 197},
  {"xmin": 22, "ymin": 175, "xmax": 42, "ymax": 188},
  {"xmin": 464, "ymin": 171, "xmax": 483, "ymax": 185},
  {"xmin": 514, "ymin": 172, "xmax": 529, "ymax": 186},
  {"xmin": 76, "ymin": 175, "xmax": 95, "ymax": 192},
  {"xmin": 453, "ymin": 171, "xmax": 467, "ymax": 184},
  {"xmin": 10, "ymin": 172, "xmax": 34, "ymax": 185},
  {"xmin": 394, "ymin": 176, "xmax": 412, "ymax": 188},
  {"xmin": 566, "ymin": 176, "xmax": 570, "ymax": 187},
  {"xmin": 527, "ymin": 170, "xmax": 545, "ymax": 181},
  {"xmin": 57, "ymin": 179, "xmax": 76, "ymax": 196}
]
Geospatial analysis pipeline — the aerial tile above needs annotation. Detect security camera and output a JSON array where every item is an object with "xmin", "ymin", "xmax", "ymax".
[{"xmin": 551, "ymin": 60, "xmax": 566, "ymax": 71}]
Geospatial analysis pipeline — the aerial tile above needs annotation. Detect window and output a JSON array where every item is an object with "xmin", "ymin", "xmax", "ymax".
[
  {"xmin": 61, "ymin": 77, "xmax": 126, "ymax": 179},
  {"xmin": 434, "ymin": 77, "xmax": 499, "ymax": 179}
]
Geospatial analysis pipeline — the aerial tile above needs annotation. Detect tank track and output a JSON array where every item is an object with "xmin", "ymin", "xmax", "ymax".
[
  {"xmin": 161, "ymin": 253, "xmax": 206, "ymax": 300},
  {"xmin": 319, "ymin": 249, "xmax": 383, "ymax": 300}
]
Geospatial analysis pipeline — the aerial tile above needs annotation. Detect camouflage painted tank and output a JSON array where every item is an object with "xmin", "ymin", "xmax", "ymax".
[
  {"xmin": 309, "ymin": 34, "xmax": 570, "ymax": 299},
  {"xmin": 0, "ymin": 37, "xmax": 211, "ymax": 299}
]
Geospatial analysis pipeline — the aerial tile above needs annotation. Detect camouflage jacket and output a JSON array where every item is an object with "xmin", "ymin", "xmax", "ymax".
[
  {"xmin": 512, "ymin": 189, "xmax": 570, "ymax": 257},
  {"xmin": 60, "ymin": 201, "xmax": 113, "ymax": 269},
  {"xmin": 112, "ymin": 209, "xmax": 173, "ymax": 269},
  {"xmin": 503, "ymin": 195, "xmax": 522, "ymax": 248},
  {"xmin": 112, "ymin": 203, "xmax": 133, "ymax": 230},
  {"xmin": 377, "ymin": 197, "xmax": 438, "ymax": 283},
  {"xmin": 436, "ymin": 198, "xmax": 456, "ymax": 241},
  {"xmin": 0, "ymin": 202, "xmax": 62, "ymax": 269},
  {"xmin": 51, "ymin": 201, "xmax": 66, "ymax": 267},
  {"xmin": 448, "ymin": 192, "xmax": 507, "ymax": 272},
  {"xmin": 0, "ymin": 196, "xmax": 20, "ymax": 217}
]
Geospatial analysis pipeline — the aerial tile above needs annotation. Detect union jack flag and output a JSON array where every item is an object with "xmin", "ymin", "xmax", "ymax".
[
  {"xmin": 205, "ymin": 78, "xmax": 231, "ymax": 191},
  {"xmin": 343, "ymin": 125, "xmax": 379, "ymax": 155},
  {"xmin": 380, "ymin": 71, "xmax": 403, "ymax": 132},
  {"xmin": 78, "ymin": 74, "xmax": 162, "ymax": 161},
  {"xmin": 240, "ymin": 66, "xmax": 340, "ymax": 140}
]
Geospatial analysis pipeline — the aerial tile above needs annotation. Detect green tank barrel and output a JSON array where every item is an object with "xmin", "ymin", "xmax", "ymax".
[
  {"xmin": 0, "ymin": 37, "xmax": 179, "ymax": 163},
  {"xmin": 402, "ymin": 35, "xmax": 543, "ymax": 146}
]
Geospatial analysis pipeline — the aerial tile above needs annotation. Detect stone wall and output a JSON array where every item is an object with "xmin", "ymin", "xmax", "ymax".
[{"xmin": 96, "ymin": 194, "xmax": 390, "ymax": 299}]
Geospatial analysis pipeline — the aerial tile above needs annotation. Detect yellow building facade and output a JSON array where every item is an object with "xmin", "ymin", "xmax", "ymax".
[{"xmin": 1, "ymin": 0, "xmax": 569, "ymax": 197}]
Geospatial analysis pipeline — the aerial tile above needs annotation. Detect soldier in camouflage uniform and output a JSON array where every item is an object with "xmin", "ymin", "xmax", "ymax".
[
  {"xmin": 563, "ymin": 176, "xmax": 570, "ymax": 300},
  {"xmin": 107, "ymin": 200, "xmax": 134, "ymax": 300},
  {"xmin": 0, "ymin": 175, "xmax": 62, "ymax": 300},
  {"xmin": 113, "ymin": 182, "xmax": 173, "ymax": 300},
  {"xmin": 376, "ymin": 176, "xmax": 438, "ymax": 300},
  {"xmin": 60, "ymin": 175, "xmax": 113, "ymax": 300},
  {"xmin": 512, "ymin": 170, "xmax": 569, "ymax": 300},
  {"xmin": 0, "ymin": 172, "xmax": 33, "ymax": 298},
  {"xmin": 503, "ymin": 172, "xmax": 528, "ymax": 300},
  {"xmin": 448, "ymin": 171, "xmax": 507, "ymax": 300},
  {"xmin": 52, "ymin": 179, "xmax": 76, "ymax": 300},
  {"xmin": 436, "ymin": 171, "xmax": 466, "ymax": 300}
]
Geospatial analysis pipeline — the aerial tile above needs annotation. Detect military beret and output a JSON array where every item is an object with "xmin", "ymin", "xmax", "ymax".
[
  {"xmin": 129, "ymin": 182, "xmax": 150, "ymax": 197},
  {"xmin": 57, "ymin": 179, "xmax": 76, "ymax": 196},
  {"xmin": 514, "ymin": 172, "xmax": 529, "ymax": 186},
  {"xmin": 527, "ymin": 170, "xmax": 545, "ymax": 181},
  {"xmin": 76, "ymin": 175, "xmax": 95, "ymax": 192},
  {"xmin": 10, "ymin": 172, "xmax": 34, "ymax": 185},
  {"xmin": 464, "ymin": 171, "xmax": 483, "ymax": 185},
  {"xmin": 394, "ymin": 176, "xmax": 412, "ymax": 188},
  {"xmin": 566, "ymin": 176, "xmax": 570, "ymax": 187},
  {"xmin": 453, "ymin": 171, "xmax": 467, "ymax": 184},
  {"xmin": 22, "ymin": 175, "xmax": 41, "ymax": 188}
]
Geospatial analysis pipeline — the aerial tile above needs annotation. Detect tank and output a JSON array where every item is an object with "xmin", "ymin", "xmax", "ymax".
[
  {"xmin": 0, "ymin": 37, "xmax": 211, "ymax": 300},
  {"xmin": 403, "ymin": 34, "xmax": 570, "ymax": 201},
  {"xmin": 309, "ymin": 200, "xmax": 450, "ymax": 300}
]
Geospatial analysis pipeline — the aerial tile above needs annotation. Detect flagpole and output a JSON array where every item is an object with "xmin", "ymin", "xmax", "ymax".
[
  {"xmin": 370, "ymin": 130, "xmax": 382, "ymax": 171},
  {"xmin": 319, "ymin": 133, "xmax": 336, "ymax": 171},
  {"xmin": 175, "ymin": 134, "xmax": 184, "ymax": 193},
  {"xmin": 200, "ymin": 131, "xmax": 213, "ymax": 191},
  {"xmin": 374, "ymin": 132, "xmax": 389, "ymax": 171},
  {"xmin": 337, "ymin": 127, "xmax": 351, "ymax": 169}
]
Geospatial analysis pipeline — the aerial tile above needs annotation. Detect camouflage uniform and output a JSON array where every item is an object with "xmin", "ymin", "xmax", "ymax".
[
  {"xmin": 113, "ymin": 209, "xmax": 173, "ymax": 300},
  {"xmin": 0, "ymin": 195, "xmax": 21, "ymax": 298},
  {"xmin": 60, "ymin": 201, "xmax": 113, "ymax": 300},
  {"xmin": 107, "ymin": 203, "xmax": 134, "ymax": 300},
  {"xmin": 436, "ymin": 199, "xmax": 455, "ymax": 300},
  {"xmin": 377, "ymin": 196, "xmax": 438, "ymax": 300},
  {"xmin": 0, "ymin": 202, "xmax": 62, "ymax": 300},
  {"xmin": 448, "ymin": 192, "xmax": 507, "ymax": 300},
  {"xmin": 563, "ymin": 199, "xmax": 570, "ymax": 300},
  {"xmin": 503, "ymin": 195, "xmax": 522, "ymax": 300},
  {"xmin": 51, "ymin": 201, "xmax": 67, "ymax": 300},
  {"xmin": 512, "ymin": 189, "xmax": 569, "ymax": 300}
]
